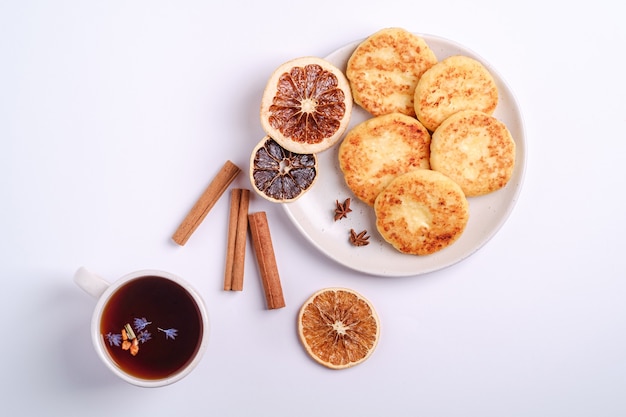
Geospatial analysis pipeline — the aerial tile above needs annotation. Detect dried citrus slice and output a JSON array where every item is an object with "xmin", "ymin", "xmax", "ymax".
[
  {"xmin": 249, "ymin": 136, "xmax": 318, "ymax": 202},
  {"xmin": 260, "ymin": 56, "xmax": 353, "ymax": 154},
  {"xmin": 297, "ymin": 287, "xmax": 380, "ymax": 370}
]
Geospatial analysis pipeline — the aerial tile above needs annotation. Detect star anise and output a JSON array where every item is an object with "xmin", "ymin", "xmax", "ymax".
[
  {"xmin": 334, "ymin": 198, "xmax": 352, "ymax": 221},
  {"xmin": 349, "ymin": 229, "xmax": 370, "ymax": 246}
]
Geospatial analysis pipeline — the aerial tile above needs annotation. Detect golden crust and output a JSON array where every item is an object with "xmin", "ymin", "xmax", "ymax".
[
  {"xmin": 374, "ymin": 169, "xmax": 469, "ymax": 255},
  {"xmin": 430, "ymin": 110, "xmax": 515, "ymax": 197},
  {"xmin": 346, "ymin": 28, "xmax": 438, "ymax": 117},
  {"xmin": 415, "ymin": 55, "xmax": 498, "ymax": 132},
  {"xmin": 338, "ymin": 113, "xmax": 431, "ymax": 206}
]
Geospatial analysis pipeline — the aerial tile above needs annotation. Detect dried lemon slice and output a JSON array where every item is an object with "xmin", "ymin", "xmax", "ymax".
[
  {"xmin": 298, "ymin": 287, "xmax": 380, "ymax": 370},
  {"xmin": 249, "ymin": 136, "xmax": 318, "ymax": 202},
  {"xmin": 260, "ymin": 56, "xmax": 353, "ymax": 154}
]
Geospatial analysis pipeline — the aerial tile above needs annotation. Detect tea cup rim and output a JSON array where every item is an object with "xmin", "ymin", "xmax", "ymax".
[{"xmin": 90, "ymin": 269, "xmax": 209, "ymax": 388}]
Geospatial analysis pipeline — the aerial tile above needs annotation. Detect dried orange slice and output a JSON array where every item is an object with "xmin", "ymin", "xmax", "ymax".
[
  {"xmin": 249, "ymin": 136, "xmax": 318, "ymax": 202},
  {"xmin": 260, "ymin": 56, "xmax": 353, "ymax": 154},
  {"xmin": 297, "ymin": 287, "xmax": 380, "ymax": 369}
]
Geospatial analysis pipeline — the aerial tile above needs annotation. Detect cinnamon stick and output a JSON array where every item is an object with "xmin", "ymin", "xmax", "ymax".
[
  {"xmin": 223, "ymin": 189, "xmax": 241, "ymax": 290},
  {"xmin": 172, "ymin": 160, "xmax": 241, "ymax": 246},
  {"xmin": 248, "ymin": 211, "xmax": 285, "ymax": 309},
  {"xmin": 224, "ymin": 188, "xmax": 249, "ymax": 291}
]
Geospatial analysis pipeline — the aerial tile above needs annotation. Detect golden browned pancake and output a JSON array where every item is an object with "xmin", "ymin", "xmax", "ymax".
[
  {"xmin": 346, "ymin": 28, "xmax": 438, "ymax": 117},
  {"xmin": 430, "ymin": 110, "xmax": 515, "ymax": 197},
  {"xmin": 414, "ymin": 55, "xmax": 498, "ymax": 132},
  {"xmin": 374, "ymin": 169, "xmax": 469, "ymax": 255},
  {"xmin": 338, "ymin": 113, "xmax": 431, "ymax": 206}
]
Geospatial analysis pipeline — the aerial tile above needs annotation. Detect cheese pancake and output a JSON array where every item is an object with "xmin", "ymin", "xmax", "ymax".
[
  {"xmin": 374, "ymin": 169, "xmax": 469, "ymax": 256},
  {"xmin": 338, "ymin": 113, "xmax": 431, "ymax": 206},
  {"xmin": 346, "ymin": 28, "xmax": 438, "ymax": 117},
  {"xmin": 415, "ymin": 55, "xmax": 498, "ymax": 132},
  {"xmin": 430, "ymin": 110, "xmax": 515, "ymax": 197}
]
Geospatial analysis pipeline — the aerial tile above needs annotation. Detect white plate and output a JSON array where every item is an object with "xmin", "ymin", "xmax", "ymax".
[{"xmin": 282, "ymin": 34, "xmax": 526, "ymax": 277}]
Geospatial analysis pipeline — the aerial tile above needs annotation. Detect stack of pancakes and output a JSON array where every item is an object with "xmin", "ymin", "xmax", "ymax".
[{"xmin": 339, "ymin": 28, "xmax": 516, "ymax": 255}]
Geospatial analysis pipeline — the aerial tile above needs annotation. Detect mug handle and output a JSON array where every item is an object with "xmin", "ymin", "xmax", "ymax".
[{"xmin": 74, "ymin": 267, "xmax": 110, "ymax": 299}]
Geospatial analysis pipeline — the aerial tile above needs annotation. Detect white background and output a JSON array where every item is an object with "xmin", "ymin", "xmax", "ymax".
[{"xmin": 2, "ymin": 1, "xmax": 625, "ymax": 416}]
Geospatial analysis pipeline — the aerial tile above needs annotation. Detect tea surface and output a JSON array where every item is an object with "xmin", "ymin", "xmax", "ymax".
[{"xmin": 100, "ymin": 276, "xmax": 203, "ymax": 380}]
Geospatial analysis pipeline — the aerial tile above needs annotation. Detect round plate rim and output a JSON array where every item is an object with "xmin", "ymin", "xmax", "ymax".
[{"xmin": 281, "ymin": 33, "xmax": 527, "ymax": 277}]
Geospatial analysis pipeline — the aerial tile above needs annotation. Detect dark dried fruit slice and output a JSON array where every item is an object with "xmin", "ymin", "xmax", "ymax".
[
  {"xmin": 260, "ymin": 56, "xmax": 353, "ymax": 154},
  {"xmin": 249, "ymin": 136, "xmax": 318, "ymax": 202}
]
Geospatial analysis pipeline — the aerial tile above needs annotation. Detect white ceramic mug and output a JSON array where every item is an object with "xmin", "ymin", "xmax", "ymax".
[{"xmin": 74, "ymin": 267, "xmax": 209, "ymax": 387}]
